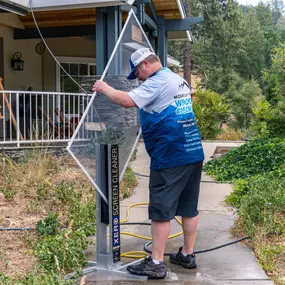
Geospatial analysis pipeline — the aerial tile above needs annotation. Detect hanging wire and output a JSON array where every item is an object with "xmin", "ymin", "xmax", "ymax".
[
  {"xmin": 29, "ymin": 0, "xmax": 105, "ymax": 132},
  {"xmin": 29, "ymin": 0, "xmax": 88, "ymax": 94}
]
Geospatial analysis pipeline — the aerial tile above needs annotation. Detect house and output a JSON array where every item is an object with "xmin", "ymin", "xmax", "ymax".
[{"xmin": 0, "ymin": 0, "xmax": 202, "ymax": 147}]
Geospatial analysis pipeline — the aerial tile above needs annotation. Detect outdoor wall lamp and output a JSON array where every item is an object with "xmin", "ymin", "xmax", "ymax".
[{"xmin": 11, "ymin": 52, "xmax": 24, "ymax": 71}]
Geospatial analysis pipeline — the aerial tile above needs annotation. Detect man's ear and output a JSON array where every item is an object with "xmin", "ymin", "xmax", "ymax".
[{"xmin": 142, "ymin": 59, "xmax": 149, "ymax": 67}]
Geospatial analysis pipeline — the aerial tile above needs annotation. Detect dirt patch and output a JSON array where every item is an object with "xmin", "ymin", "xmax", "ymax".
[
  {"xmin": 0, "ymin": 232, "xmax": 36, "ymax": 277},
  {"xmin": 0, "ymin": 152, "xmax": 92, "ymax": 278},
  {"xmin": 0, "ymin": 194, "xmax": 41, "ymax": 277}
]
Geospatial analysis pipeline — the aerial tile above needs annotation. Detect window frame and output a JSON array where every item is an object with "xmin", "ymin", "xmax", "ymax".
[{"xmin": 56, "ymin": 56, "xmax": 96, "ymax": 92}]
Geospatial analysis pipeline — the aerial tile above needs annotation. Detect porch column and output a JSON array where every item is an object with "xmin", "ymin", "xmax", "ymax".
[
  {"xmin": 96, "ymin": 7, "xmax": 107, "ymax": 75},
  {"xmin": 158, "ymin": 15, "xmax": 167, "ymax": 67},
  {"xmin": 107, "ymin": 6, "xmax": 122, "ymax": 75},
  {"xmin": 148, "ymin": 27, "xmax": 157, "ymax": 51},
  {"xmin": 135, "ymin": 1, "xmax": 145, "ymax": 25},
  {"xmin": 96, "ymin": 7, "xmax": 122, "ymax": 75}
]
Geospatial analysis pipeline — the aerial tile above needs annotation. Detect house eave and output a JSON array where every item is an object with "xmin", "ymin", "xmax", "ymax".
[{"xmin": 0, "ymin": 0, "xmax": 135, "ymax": 12}]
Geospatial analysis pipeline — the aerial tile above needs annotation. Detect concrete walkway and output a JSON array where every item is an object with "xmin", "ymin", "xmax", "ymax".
[{"xmin": 85, "ymin": 141, "xmax": 275, "ymax": 285}]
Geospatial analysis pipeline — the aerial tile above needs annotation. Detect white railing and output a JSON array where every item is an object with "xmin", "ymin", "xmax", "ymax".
[{"xmin": 0, "ymin": 91, "xmax": 93, "ymax": 148}]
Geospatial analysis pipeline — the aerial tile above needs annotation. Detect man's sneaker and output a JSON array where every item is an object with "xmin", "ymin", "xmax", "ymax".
[
  {"xmin": 169, "ymin": 247, "xmax": 197, "ymax": 269},
  {"xmin": 127, "ymin": 256, "xmax": 167, "ymax": 279}
]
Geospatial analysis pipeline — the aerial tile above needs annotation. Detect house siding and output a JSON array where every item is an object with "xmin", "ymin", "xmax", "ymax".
[
  {"xmin": 43, "ymin": 38, "xmax": 96, "ymax": 92},
  {"xmin": 0, "ymin": 26, "xmax": 42, "ymax": 91}
]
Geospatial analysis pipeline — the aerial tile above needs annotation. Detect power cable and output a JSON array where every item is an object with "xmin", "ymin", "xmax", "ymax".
[
  {"xmin": 144, "ymin": 236, "xmax": 250, "ymax": 256},
  {"xmin": 119, "ymin": 202, "xmax": 249, "ymax": 258},
  {"xmin": 0, "ymin": 202, "xmax": 249, "ymax": 259},
  {"xmin": 133, "ymin": 172, "xmax": 230, "ymax": 184},
  {"xmin": 0, "ymin": 228, "xmax": 34, "ymax": 231}
]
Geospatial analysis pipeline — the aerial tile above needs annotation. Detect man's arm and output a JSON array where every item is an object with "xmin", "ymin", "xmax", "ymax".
[{"xmin": 92, "ymin": 80, "xmax": 137, "ymax": 108}]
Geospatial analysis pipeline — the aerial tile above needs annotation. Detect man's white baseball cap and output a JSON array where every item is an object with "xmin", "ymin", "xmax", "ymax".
[{"xmin": 127, "ymin": 48, "xmax": 156, "ymax": 80}]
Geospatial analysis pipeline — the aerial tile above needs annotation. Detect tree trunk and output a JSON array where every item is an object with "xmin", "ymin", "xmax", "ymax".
[
  {"xmin": 183, "ymin": 0, "xmax": 191, "ymax": 86},
  {"xmin": 183, "ymin": 40, "xmax": 191, "ymax": 86}
]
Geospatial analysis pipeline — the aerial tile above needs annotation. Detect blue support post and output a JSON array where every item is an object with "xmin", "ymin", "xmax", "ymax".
[
  {"xmin": 107, "ymin": 6, "xmax": 119, "ymax": 58},
  {"xmin": 148, "ymin": 27, "xmax": 156, "ymax": 50},
  {"xmin": 107, "ymin": 6, "xmax": 122, "ymax": 75},
  {"xmin": 135, "ymin": 1, "xmax": 145, "ymax": 25},
  {"xmin": 165, "ymin": 17, "xmax": 203, "ymax": 31},
  {"xmin": 158, "ymin": 15, "xmax": 167, "ymax": 67},
  {"xmin": 96, "ymin": 7, "xmax": 107, "ymax": 75}
]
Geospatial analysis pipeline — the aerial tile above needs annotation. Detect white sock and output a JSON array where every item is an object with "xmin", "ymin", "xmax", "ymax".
[{"xmin": 152, "ymin": 258, "xmax": 161, "ymax": 264}]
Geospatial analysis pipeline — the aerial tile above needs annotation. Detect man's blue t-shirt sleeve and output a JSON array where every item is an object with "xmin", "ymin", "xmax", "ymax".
[{"xmin": 128, "ymin": 78, "xmax": 160, "ymax": 109}]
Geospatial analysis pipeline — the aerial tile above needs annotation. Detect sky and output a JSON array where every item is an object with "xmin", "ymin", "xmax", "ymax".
[
  {"xmin": 236, "ymin": 0, "xmax": 284, "ymax": 6},
  {"xmin": 236, "ymin": 0, "xmax": 264, "ymax": 5}
]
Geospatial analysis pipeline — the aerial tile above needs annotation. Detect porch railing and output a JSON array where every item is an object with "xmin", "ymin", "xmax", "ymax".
[{"xmin": 0, "ymin": 91, "xmax": 93, "ymax": 148}]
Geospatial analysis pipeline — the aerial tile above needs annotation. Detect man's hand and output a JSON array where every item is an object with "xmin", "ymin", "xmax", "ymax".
[
  {"xmin": 91, "ymin": 80, "xmax": 137, "ymax": 108},
  {"xmin": 92, "ymin": 80, "xmax": 113, "ymax": 94}
]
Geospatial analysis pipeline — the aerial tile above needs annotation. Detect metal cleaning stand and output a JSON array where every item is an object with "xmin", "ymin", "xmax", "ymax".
[{"xmin": 81, "ymin": 144, "xmax": 147, "ymax": 280}]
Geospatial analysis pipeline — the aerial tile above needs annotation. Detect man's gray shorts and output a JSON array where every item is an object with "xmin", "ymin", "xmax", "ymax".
[{"xmin": 148, "ymin": 161, "xmax": 203, "ymax": 221}]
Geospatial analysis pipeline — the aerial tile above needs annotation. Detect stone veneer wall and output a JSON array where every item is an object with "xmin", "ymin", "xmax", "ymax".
[{"xmin": 81, "ymin": 76, "xmax": 139, "ymax": 131}]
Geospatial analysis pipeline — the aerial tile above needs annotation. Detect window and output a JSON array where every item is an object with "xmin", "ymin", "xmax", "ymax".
[
  {"xmin": 56, "ymin": 57, "xmax": 96, "ymax": 115},
  {"xmin": 59, "ymin": 62, "xmax": 96, "ymax": 93}
]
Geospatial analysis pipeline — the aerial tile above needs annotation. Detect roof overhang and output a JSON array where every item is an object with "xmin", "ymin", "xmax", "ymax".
[
  {"xmin": 2, "ymin": 0, "xmax": 201, "ymax": 42},
  {"xmin": 152, "ymin": 0, "xmax": 202, "ymax": 41},
  {"xmin": 0, "ymin": 0, "xmax": 135, "ymax": 13},
  {"xmin": 172, "ymin": 0, "xmax": 192, "ymax": 42},
  {"xmin": 0, "ymin": 0, "xmax": 27, "ymax": 15}
]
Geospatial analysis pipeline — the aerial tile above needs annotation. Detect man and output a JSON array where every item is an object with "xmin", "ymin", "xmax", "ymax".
[{"xmin": 92, "ymin": 47, "xmax": 204, "ymax": 279}]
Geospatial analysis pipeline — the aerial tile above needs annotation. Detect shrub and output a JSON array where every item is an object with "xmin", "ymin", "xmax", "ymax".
[
  {"xmin": 204, "ymin": 137, "xmax": 285, "ymax": 181},
  {"xmin": 225, "ymin": 76, "xmax": 262, "ymax": 130},
  {"xmin": 35, "ymin": 229, "xmax": 88, "ymax": 274},
  {"xmin": 216, "ymin": 127, "xmax": 246, "ymax": 141},
  {"xmin": 238, "ymin": 176, "xmax": 285, "ymax": 236},
  {"xmin": 120, "ymin": 167, "xmax": 137, "ymax": 199},
  {"xmin": 36, "ymin": 212, "xmax": 59, "ymax": 236},
  {"xmin": 54, "ymin": 181, "xmax": 80, "ymax": 205},
  {"xmin": 68, "ymin": 201, "xmax": 96, "ymax": 236},
  {"xmin": 226, "ymin": 167, "xmax": 285, "ymax": 208},
  {"xmin": 250, "ymin": 100, "xmax": 285, "ymax": 138},
  {"xmin": 193, "ymin": 89, "xmax": 231, "ymax": 139}
]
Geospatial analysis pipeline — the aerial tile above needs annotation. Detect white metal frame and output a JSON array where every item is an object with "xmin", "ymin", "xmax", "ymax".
[
  {"xmin": 67, "ymin": 9, "xmax": 152, "ymax": 203},
  {"xmin": 66, "ymin": 10, "xmax": 152, "ymax": 278}
]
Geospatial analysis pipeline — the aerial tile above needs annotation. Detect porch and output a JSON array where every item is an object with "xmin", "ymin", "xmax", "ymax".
[
  {"xmin": 0, "ymin": 88, "xmax": 94, "ymax": 148},
  {"xmin": 0, "ymin": 0, "xmax": 202, "ymax": 149}
]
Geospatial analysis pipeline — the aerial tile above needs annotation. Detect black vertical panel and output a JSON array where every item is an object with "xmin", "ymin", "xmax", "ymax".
[
  {"xmin": 101, "ymin": 144, "xmax": 109, "ymax": 225},
  {"xmin": 110, "ymin": 144, "xmax": 120, "ymax": 263},
  {"xmin": 96, "ymin": 8, "xmax": 107, "ymax": 75},
  {"xmin": 0, "ymin": 37, "xmax": 4, "ymax": 81}
]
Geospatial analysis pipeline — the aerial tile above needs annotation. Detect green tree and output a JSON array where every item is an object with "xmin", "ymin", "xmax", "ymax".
[
  {"xmin": 271, "ymin": 0, "xmax": 283, "ymax": 25},
  {"xmin": 187, "ymin": 0, "xmax": 244, "ymax": 93},
  {"xmin": 250, "ymin": 100, "xmax": 285, "ymax": 138},
  {"xmin": 237, "ymin": 8, "xmax": 265, "ymax": 80},
  {"xmin": 168, "ymin": 40, "xmax": 184, "ymax": 64},
  {"xmin": 262, "ymin": 44, "xmax": 285, "ymax": 104},
  {"xmin": 254, "ymin": 3, "xmax": 281, "ymax": 67},
  {"xmin": 193, "ymin": 88, "xmax": 231, "ymax": 139},
  {"xmin": 276, "ymin": 15, "xmax": 285, "ymax": 41},
  {"xmin": 226, "ymin": 73, "xmax": 262, "ymax": 129}
]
